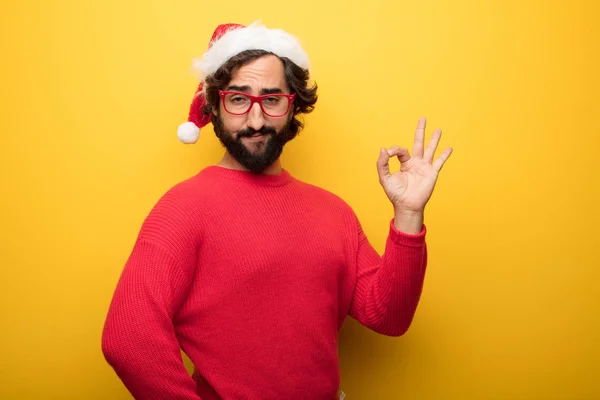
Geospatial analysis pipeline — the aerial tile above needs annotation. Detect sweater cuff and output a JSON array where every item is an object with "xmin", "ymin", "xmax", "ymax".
[{"xmin": 388, "ymin": 218, "xmax": 427, "ymax": 247}]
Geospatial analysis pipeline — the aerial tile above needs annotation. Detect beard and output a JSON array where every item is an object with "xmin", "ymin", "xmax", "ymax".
[{"xmin": 213, "ymin": 114, "xmax": 294, "ymax": 174}]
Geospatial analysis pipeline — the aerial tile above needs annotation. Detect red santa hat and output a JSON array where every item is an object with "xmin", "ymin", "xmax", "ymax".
[{"xmin": 177, "ymin": 21, "xmax": 311, "ymax": 144}]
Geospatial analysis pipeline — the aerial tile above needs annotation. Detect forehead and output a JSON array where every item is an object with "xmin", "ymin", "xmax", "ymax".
[{"xmin": 227, "ymin": 55, "xmax": 289, "ymax": 92}]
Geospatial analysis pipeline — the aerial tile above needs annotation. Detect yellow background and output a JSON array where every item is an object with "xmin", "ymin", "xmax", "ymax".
[{"xmin": 1, "ymin": 0, "xmax": 599, "ymax": 398}]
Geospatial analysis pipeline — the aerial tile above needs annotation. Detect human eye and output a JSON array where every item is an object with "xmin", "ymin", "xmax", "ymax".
[
  {"xmin": 263, "ymin": 96, "xmax": 282, "ymax": 105},
  {"xmin": 230, "ymin": 95, "xmax": 249, "ymax": 104}
]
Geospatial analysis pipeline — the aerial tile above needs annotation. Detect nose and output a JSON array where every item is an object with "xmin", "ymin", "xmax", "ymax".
[{"xmin": 246, "ymin": 101, "xmax": 266, "ymax": 131}]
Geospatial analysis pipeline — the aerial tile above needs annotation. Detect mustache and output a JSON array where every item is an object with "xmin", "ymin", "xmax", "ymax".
[{"xmin": 236, "ymin": 126, "xmax": 278, "ymax": 139}]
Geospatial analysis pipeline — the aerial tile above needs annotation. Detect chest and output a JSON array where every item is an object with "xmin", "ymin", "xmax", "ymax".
[
  {"xmin": 199, "ymin": 210, "xmax": 346, "ymax": 290},
  {"xmin": 186, "ymin": 193, "xmax": 356, "ymax": 315}
]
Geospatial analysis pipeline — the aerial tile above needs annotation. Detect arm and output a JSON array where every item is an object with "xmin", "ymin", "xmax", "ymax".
[
  {"xmin": 348, "ymin": 116, "xmax": 452, "ymax": 335},
  {"xmin": 348, "ymin": 217, "xmax": 427, "ymax": 336},
  {"xmin": 102, "ymin": 239, "xmax": 200, "ymax": 399},
  {"xmin": 102, "ymin": 186, "xmax": 202, "ymax": 399}
]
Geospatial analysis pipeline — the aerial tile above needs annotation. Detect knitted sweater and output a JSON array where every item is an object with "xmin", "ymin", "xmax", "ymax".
[{"xmin": 102, "ymin": 166, "xmax": 428, "ymax": 399}]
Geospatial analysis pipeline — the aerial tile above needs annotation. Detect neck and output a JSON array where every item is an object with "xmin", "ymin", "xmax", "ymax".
[{"xmin": 218, "ymin": 152, "xmax": 283, "ymax": 175}]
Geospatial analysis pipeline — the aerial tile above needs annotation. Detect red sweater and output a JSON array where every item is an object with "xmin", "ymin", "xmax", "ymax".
[{"xmin": 102, "ymin": 166, "xmax": 428, "ymax": 399}]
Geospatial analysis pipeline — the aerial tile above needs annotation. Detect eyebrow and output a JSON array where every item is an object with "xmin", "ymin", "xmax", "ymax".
[{"xmin": 226, "ymin": 85, "xmax": 285, "ymax": 95}]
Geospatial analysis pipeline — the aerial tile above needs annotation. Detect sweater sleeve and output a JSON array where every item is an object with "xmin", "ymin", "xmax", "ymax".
[
  {"xmin": 102, "ymin": 183, "xmax": 203, "ymax": 399},
  {"xmin": 101, "ymin": 239, "xmax": 200, "ymax": 399},
  {"xmin": 348, "ymin": 218, "xmax": 428, "ymax": 336}
]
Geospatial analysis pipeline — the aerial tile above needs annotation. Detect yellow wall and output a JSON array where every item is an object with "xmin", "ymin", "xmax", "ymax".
[{"xmin": 1, "ymin": 0, "xmax": 598, "ymax": 398}]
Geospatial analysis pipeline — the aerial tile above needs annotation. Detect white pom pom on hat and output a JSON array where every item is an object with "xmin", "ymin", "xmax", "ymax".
[
  {"xmin": 177, "ymin": 121, "xmax": 201, "ymax": 144},
  {"xmin": 177, "ymin": 21, "xmax": 310, "ymax": 144}
]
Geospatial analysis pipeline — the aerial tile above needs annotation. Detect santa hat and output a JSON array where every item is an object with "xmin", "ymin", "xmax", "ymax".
[{"xmin": 177, "ymin": 21, "xmax": 311, "ymax": 144}]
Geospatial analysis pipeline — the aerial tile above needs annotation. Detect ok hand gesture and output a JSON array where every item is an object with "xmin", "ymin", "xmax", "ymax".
[{"xmin": 376, "ymin": 117, "xmax": 453, "ymax": 231}]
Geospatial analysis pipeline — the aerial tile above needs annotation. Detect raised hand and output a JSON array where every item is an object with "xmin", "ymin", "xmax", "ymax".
[{"xmin": 376, "ymin": 117, "xmax": 453, "ymax": 232}]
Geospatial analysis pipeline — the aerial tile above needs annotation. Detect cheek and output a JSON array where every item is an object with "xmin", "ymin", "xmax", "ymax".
[
  {"xmin": 270, "ymin": 116, "xmax": 290, "ymax": 131},
  {"xmin": 220, "ymin": 113, "xmax": 245, "ymax": 133}
]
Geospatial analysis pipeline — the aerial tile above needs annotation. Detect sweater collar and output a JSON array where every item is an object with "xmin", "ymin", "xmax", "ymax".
[{"xmin": 201, "ymin": 165, "xmax": 293, "ymax": 187}]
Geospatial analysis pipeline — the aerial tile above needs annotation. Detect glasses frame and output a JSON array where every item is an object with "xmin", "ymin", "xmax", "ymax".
[{"xmin": 218, "ymin": 90, "xmax": 296, "ymax": 117}]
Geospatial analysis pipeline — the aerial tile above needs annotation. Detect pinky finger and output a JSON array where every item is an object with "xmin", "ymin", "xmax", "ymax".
[{"xmin": 432, "ymin": 147, "xmax": 453, "ymax": 172}]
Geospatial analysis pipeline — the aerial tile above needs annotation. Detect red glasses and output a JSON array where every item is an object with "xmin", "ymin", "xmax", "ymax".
[{"xmin": 218, "ymin": 90, "xmax": 296, "ymax": 117}]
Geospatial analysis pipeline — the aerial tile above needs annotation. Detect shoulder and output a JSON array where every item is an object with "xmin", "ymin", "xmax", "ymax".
[
  {"xmin": 123, "ymin": 173, "xmax": 210, "ymax": 273},
  {"xmin": 290, "ymin": 176, "xmax": 359, "ymax": 222},
  {"xmin": 291, "ymin": 174, "xmax": 350, "ymax": 203},
  {"xmin": 136, "ymin": 168, "xmax": 216, "ymax": 245},
  {"xmin": 288, "ymin": 177, "xmax": 366, "ymax": 248},
  {"xmin": 148, "ymin": 166, "xmax": 221, "ymax": 212}
]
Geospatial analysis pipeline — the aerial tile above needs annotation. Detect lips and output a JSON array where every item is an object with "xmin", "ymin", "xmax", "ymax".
[
  {"xmin": 239, "ymin": 132, "xmax": 263, "ymax": 139},
  {"xmin": 240, "ymin": 132, "xmax": 267, "ymax": 140}
]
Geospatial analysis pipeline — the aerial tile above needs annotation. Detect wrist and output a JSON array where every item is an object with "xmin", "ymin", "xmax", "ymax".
[{"xmin": 393, "ymin": 207, "xmax": 424, "ymax": 234}]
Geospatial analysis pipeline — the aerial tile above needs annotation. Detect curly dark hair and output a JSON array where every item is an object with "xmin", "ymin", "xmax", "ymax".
[{"xmin": 202, "ymin": 50, "xmax": 318, "ymax": 140}]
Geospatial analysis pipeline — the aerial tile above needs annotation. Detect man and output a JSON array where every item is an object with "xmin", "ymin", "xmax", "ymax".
[{"xmin": 102, "ymin": 21, "xmax": 452, "ymax": 400}]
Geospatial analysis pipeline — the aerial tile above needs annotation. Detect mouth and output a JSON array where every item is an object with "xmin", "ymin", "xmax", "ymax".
[{"xmin": 241, "ymin": 132, "xmax": 267, "ymax": 142}]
